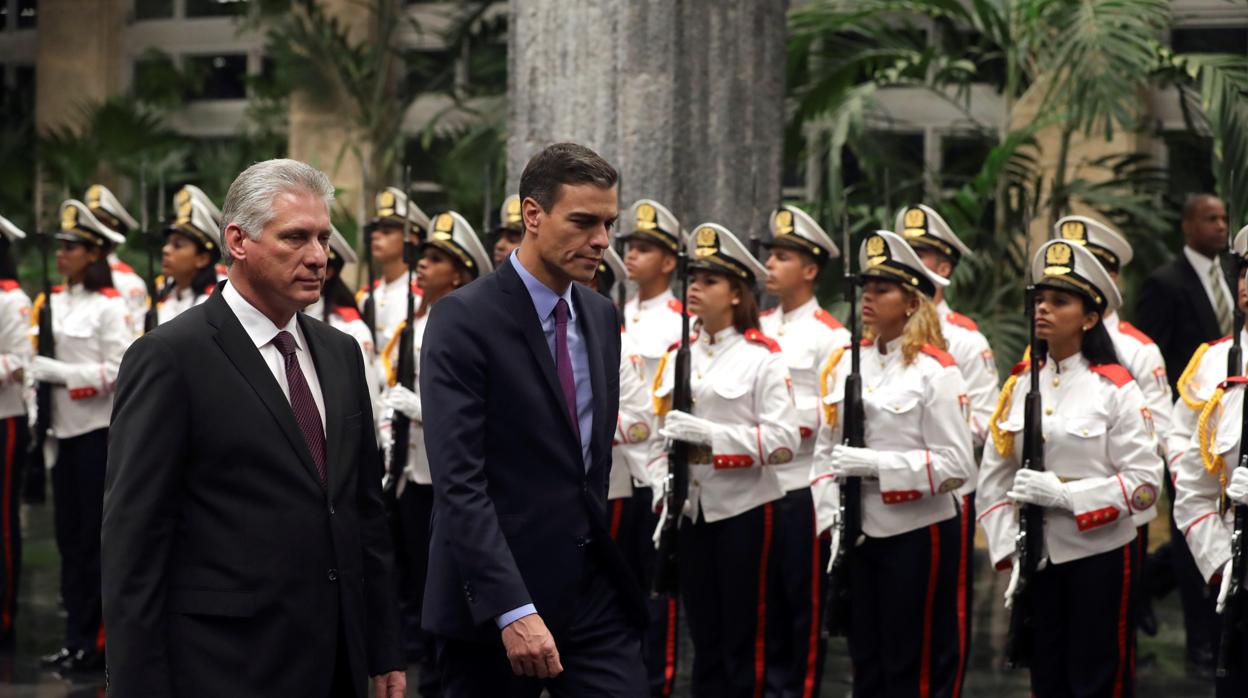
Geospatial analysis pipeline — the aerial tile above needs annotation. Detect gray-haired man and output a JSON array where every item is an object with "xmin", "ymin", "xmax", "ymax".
[{"xmin": 103, "ymin": 159, "xmax": 404, "ymax": 697}]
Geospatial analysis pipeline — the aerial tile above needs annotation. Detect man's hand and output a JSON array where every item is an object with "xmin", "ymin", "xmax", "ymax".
[
  {"xmin": 372, "ymin": 670, "xmax": 406, "ymax": 698},
  {"xmin": 501, "ymin": 613, "xmax": 563, "ymax": 679}
]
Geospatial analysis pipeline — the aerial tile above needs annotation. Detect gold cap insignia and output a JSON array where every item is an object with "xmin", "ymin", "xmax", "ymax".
[
  {"xmin": 695, "ymin": 226, "xmax": 718, "ymax": 257},
  {"xmin": 1060, "ymin": 220, "xmax": 1086, "ymax": 243},
  {"xmin": 505, "ymin": 197, "xmax": 522, "ymax": 225},
  {"xmin": 636, "ymin": 203, "xmax": 657, "ymax": 231},
  {"xmin": 377, "ymin": 190, "xmax": 397, "ymax": 218},
  {"xmin": 1044, "ymin": 241, "xmax": 1073, "ymax": 275},
  {"xmin": 61, "ymin": 206, "xmax": 78, "ymax": 231},
  {"xmin": 432, "ymin": 213, "xmax": 455, "ymax": 242},
  {"xmin": 176, "ymin": 200, "xmax": 193, "ymax": 225},
  {"xmin": 86, "ymin": 185, "xmax": 102, "ymax": 208},
  {"xmin": 866, "ymin": 234, "xmax": 887, "ymax": 266},
  {"xmin": 903, "ymin": 207, "xmax": 926, "ymax": 237},
  {"xmin": 774, "ymin": 209, "xmax": 794, "ymax": 236},
  {"xmin": 175, "ymin": 189, "xmax": 191, "ymax": 207}
]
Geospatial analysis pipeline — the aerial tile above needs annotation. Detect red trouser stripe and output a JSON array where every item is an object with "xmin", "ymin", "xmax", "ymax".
[
  {"xmin": 753, "ymin": 503, "xmax": 774, "ymax": 698},
  {"xmin": 953, "ymin": 496, "xmax": 970, "ymax": 698},
  {"xmin": 801, "ymin": 522, "xmax": 822, "ymax": 698},
  {"xmin": 919, "ymin": 524, "xmax": 940, "ymax": 698},
  {"xmin": 1113, "ymin": 544, "xmax": 1132, "ymax": 698},
  {"xmin": 1, "ymin": 417, "xmax": 13, "ymax": 632},
  {"xmin": 662, "ymin": 597, "xmax": 677, "ymax": 696},
  {"xmin": 609, "ymin": 499, "xmax": 624, "ymax": 541}
]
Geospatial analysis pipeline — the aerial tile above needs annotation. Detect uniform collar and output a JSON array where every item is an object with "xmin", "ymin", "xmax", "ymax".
[
  {"xmin": 937, "ymin": 299, "xmax": 952, "ymax": 317},
  {"xmin": 1104, "ymin": 310, "xmax": 1120, "ymax": 328},
  {"xmin": 222, "ymin": 280, "xmax": 304, "ymax": 352},
  {"xmin": 636, "ymin": 287, "xmax": 675, "ymax": 311},
  {"xmin": 1046, "ymin": 351, "xmax": 1088, "ymax": 375},
  {"xmin": 781, "ymin": 296, "xmax": 820, "ymax": 323},
  {"xmin": 877, "ymin": 335, "xmax": 903, "ymax": 356},
  {"xmin": 700, "ymin": 325, "xmax": 740, "ymax": 347}
]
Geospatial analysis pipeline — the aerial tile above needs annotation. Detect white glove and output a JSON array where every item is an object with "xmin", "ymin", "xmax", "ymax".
[
  {"xmin": 830, "ymin": 444, "xmax": 880, "ymax": 478},
  {"xmin": 1007, "ymin": 469, "xmax": 1073, "ymax": 511},
  {"xmin": 826, "ymin": 524, "xmax": 842, "ymax": 574},
  {"xmin": 30, "ymin": 356, "xmax": 72, "ymax": 385},
  {"xmin": 1227, "ymin": 468, "xmax": 1248, "ymax": 505},
  {"xmin": 1003, "ymin": 557, "xmax": 1020, "ymax": 610},
  {"xmin": 1217, "ymin": 559, "xmax": 1234, "ymax": 615},
  {"xmin": 382, "ymin": 385, "xmax": 422, "ymax": 422},
  {"xmin": 659, "ymin": 410, "xmax": 714, "ymax": 446}
]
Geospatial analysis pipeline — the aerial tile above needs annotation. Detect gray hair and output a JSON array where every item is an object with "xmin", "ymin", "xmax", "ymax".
[{"xmin": 219, "ymin": 158, "xmax": 335, "ymax": 265}]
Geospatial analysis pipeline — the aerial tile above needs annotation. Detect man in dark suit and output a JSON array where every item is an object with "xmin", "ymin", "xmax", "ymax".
[
  {"xmin": 102, "ymin": 159, "xmax": 404, "ymax": 698},
  {"xmin": 420, "ymin": 143, "xmax": 647, "ymax": 696},
  {"xmin": 1135, "ymin": 192, "xmax": 1230, "ymax": 672}
]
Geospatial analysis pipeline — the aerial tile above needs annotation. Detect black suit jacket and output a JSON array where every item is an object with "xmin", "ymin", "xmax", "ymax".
[
  {"xmin": 420, "ymin": 257, "xmax": 645, "ymax": 643},
  {"xmin": 1135, "ymin": 252, "xmax": 1230, "ymax": 390},
  {"xmin": 102, "ymin": 290, "xmax": 400, "ymax": 698}
]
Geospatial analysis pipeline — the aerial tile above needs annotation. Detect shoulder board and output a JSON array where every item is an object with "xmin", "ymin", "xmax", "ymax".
[
  {"xmin": 744, "ymin": 329, "xmax": 781, "ymax": 353},
  {"xmin": 411, "ymin": 280, "xmax": 424, "ymax": 296},
  {"xmin": 0, "ymin": 280, "xmax": 19, "ymax": 292},
  {"xmin": 110, "ymin": 261, "xmax": 135, "ymax": 274},
  {"xmin": 760, "ymin": 306, "xmax": 777, "ymax": 317},
  {"xmin": 1212, "ymin": 334, "xmax": 1233, "ymax": 346},
  {"xmin": 373, "ymin": 279, "xmax": 383, "ymax": 290},
  {"xmin": 215, "ymin": 264, "xmax": 228, "ymax": 276},
  {"xmin": 52, "ymin": 285, "xmax": 65, "ymax": 294},
  {"xmin": 1090, "ymin": 363, "xmax": 1133, "ymax": 388},
  {"xmin": 814, "ymin": 308, "xmax": 844, "ymax": 330},
  {"xmin": 666, "ymin": 334, "xmax": 697, "ymax": 353},
  {"xmin": 203, "ymin": 284, "xmax": 217, "ymax": 295},
  {"xmin": 1010, "ymin": 360, "xmax": 1029, "ymax": 376},
  {"xmin": 1116, "ymin": 321, "xmax": 1155, "ymax": 346},
  {"xmin": 667, "ymin": 298, "xmax": 684, "ymax": 314},
  {"xmin": 99, "ymin": 287, "xmax": 121, "ymax": 298},
  {"xmin": 945, "ymin": 311, "xmax": 978, "ymax": 332},
  {"xmin": 1219, "ymin": 376, "xmax": 1248, "ymax": 390},
  {"xmin": 334, "ymin": 305, "xmax": 362, "ymax": 323},
  {"xmin": 860, "ymin": 338, "xmax": 873, "ymax": 347},
  {"xmin": 920, "ymin": 343, "xmax": 957, "ymax": 368}
]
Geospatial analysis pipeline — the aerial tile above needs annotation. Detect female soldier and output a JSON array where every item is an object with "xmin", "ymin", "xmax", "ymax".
[
  {"xmin": 155, "ymin": 196, "xmax": 221, "ymax": 325},
  {"xmin": 979, "ymin": 239, "xmax": 1161, "ymax": 697},
  {"xmin": 652, "ymin": 223, "xmax": 799, "ymax": 698},
  {"xmin": 811, "ymin": 230, "xmax": 974, "ymax": 697},
  {"xmin": 34, "ymin": 201, "xmax": 135, "ymax": 673},
  {"xmin": 0, "ymin": 214, "xmax": 29, "ymax": 646}
]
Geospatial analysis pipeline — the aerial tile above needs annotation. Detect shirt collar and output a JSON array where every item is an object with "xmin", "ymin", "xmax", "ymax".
[
  {"xmin": 1184, "ymin": 245, "xmax": 1219, "ymax": 275},
  {"xmin": 880, "ymin": 335, "xmax": 903, "ymax": 355},
  {"xmin": 937, "ymin": 299, "xmax": 952, "ymax": 318},
  {"xmin": 222, "ymin": 280, "xmax": 303, "ymax": 351},
  {"xmin": 638, "ymin": 288, "xmax": 675, "ymax": 311},
  {"xmin": 511, "ymin": 250, "xmax": 576, "ymax": 323},
  {"xmin": 1104, "ymin": 310, "xmax": 1120, "ymax": 328},
  {"xmin": 782, "ymin": 296, "xmax": 820, "ymax": 323}
]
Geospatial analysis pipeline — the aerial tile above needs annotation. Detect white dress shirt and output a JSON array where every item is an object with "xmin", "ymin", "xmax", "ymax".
[
  {"xmin": 1183, "ymin": 245, "xmax": 1233, "ymax": 324},
  {"xmin": 222, "ymin": 281, "xmax": 326, "ymax": 433}
]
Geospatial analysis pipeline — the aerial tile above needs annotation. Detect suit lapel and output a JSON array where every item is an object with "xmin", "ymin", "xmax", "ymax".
[
  {"xmin": 1178, "ymin": 254, "xmax": 1222, "ymax": 338},
  {"xmin": 574, "ymin": 284, "xmax": 608, "ymax": 476},
  {"xmin": 205, "ymin": 292, "xmax": 325, "ymax": 492},
  {"xmin": 301, "ymin": 315, "xmax": 347, "ymax": 495}
]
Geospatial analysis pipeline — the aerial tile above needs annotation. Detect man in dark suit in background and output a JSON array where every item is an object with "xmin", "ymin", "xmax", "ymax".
[
  {"xmin": 420, "ymin": 143, "xmax": 646, "ymax": 696},
  {"xmin": 102, "ymin": 159, "xmax": 404, "ymax": 697},
  {"xmin": 1135, "ymin": 192, "xmax": 1230, "ymax": 673}
]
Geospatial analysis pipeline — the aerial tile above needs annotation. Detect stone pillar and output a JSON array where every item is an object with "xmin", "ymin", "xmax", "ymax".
[
  {"xmin": 508, "ymin": 0, "xmax": 787, "ymax": 238},
  {"xmin": 34, "ymin": 0, "xmax": 126, "ymax": 133}
]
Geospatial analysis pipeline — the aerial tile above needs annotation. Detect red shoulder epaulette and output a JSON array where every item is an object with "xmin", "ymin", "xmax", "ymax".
[
  {"xmin": 203, "ymin": 284, "xmax": 217, "ymax": 295},
  {"xmin": 1090, "ymin": 363, "xmax": 1133, "ymax": 388},
  {"xmin": 215, "ymin": 264, "xmax": 228, "ymax": 276},
  {"xmin": 0, "ymin": 280, "xmax": 19, "ymax": 292},
  {"xmin": 99, "ymin": 287, "xmax": 121, "ymax": 298},
  {"xmin": 744, "ymin": 329, "xmax": 781, "ymax": 353},
  {"xmin": 667, "ymin": 298, "xmax": 684, "ymax": 314},
  {"xmin": 1212, "ymin": 334, "xmax": 1233, "ymax": 346},
  {"xmin": 945, "ymin": 311, "xmax": 978, "ymax": 332},
  {"xmin": 1011, "ymin": 360, "xmax": 1028, "ymax": 376},
  {"xmin": 410, "ymin": 280, "xmax": 424, "ymax": 295},
  {"xmin": 110, "ymin": 261, "xmax": 135, "ymax": 274},
  {"xmin": 334, "ymin": 306, "xmax": 362, "ymax": 323},
  {"xmin": 1219, "ymin": 376, "xmax": 1248, "ymax": 390},
  {"xmin": 760, "ymin": 307, "xmax": 777, "ymax": 317},
  {"xmin": 51, "ymin": 285, "xmax": 65, "ymax": 294},
  {"xmin": 1116, "ymin": 321, "xmax": 1155, "ymax": 346},
  {"xmin": 860, "ymin": 338, "xmax": 873, "ymax": 347},
  {"xmin": 920, "ymin": 343, "xmax": 957, "ymax": 368},
  {"xmin": 814, "ymin": 308, "xmax": 844, "ymax": 331},
  {"xmin": 666, "ymin": 334, "xmax": 695, "ymax": 352}
]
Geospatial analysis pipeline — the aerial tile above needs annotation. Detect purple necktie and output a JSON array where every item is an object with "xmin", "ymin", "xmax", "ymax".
[
  {"xmin": 554, "ymin": 298, "xmax": 580, "ymax": 442},
  {"xmin": 272, "ymin": 330, "xmax": 327, "ymax": 486}
]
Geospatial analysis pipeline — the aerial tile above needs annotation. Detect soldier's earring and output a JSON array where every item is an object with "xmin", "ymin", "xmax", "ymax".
[{"xmin": 732, "ymin": 298, "xmax": 740, "ymax": 306}]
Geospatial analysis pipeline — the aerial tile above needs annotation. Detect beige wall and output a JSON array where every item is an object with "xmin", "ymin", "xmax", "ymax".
[{"xmin": 34, "ymin": 0, "xmax": 126, "ymax": 134}]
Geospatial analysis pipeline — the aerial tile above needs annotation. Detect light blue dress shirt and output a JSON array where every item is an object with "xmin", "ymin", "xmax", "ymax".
[{"xmin": 496, "ymin": 251, "xmax": 596, "ymax": 630}]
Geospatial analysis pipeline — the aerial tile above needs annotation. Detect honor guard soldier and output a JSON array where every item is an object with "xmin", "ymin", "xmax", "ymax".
[
  {"xmin": 35, "ymin": 200, "xmax": 137, "ymax": 673},
  {"xmin": 379, "ymin": 211, "xmax": 491, "ymax": 689},
  {"xmin": 759, "ymin": 204, "xmax": 848, "ymax": 696},
  {"xmin": 491, "ymin": 194, "xmax": 525, "ymax": 266},
  {"xmin": 0, "ymin": 214, "xmax": 29, "ymax": 646},
  {"xmin": 652, "ymin": 223, "xmax": 800, "ymax": 698},
  {"xmin": 618, "ymin": 198, "xmax": 686, "ymax": 695},
  {"xmin": 155, "ymin": 196, "xmax": 222, "ymax": 325},
  {"xmin": 979, "ymin": 240, "xmax": 1160, "ymax": 697},
  {"xmin": 304, "ymin": 226, "xmax": 383, "ymax": 428},
  {"xmin": 358, "ymin": 186, "xmax": 429, "ymax": 354},
  {"xmin": 173, "ymin": 185, "xmax": 228, "ymax": 282},
  {"xmin": 811, "ymin": 231, "xmax": 975, "ymax": 697},
  {"xmin": 84, "ymin": 184, "xmax": 147, "ymax": 337}
]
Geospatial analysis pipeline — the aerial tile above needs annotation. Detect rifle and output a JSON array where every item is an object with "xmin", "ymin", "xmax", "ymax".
[
  {"xmin": 140, "ymin": 167, "xmax": 161, "ymax": 333},
  {"xmin": 361, "ymin": 167, "xmax": 377, "ymax": 344},
  {"xmin": 1005, "ymin": 197, "xmax": 1044, "ymax": 669},
  {"xmin": 825, "ymin": 211, "xmax": 862, "ymax": 636},
  {"xmin": 1217, "ymin": 169, "xmax": 1246, "ymax": 679},
  {"xmin": 651, "ymin": 246, "xmax": 691, "ymax": 597},
  {"xmin": 27, "ymin": 229, "xmax": 55, "ymax": 503},
  {"xmin": 384, "ymin": 166, "xmax": 416, "ymax": 495}
]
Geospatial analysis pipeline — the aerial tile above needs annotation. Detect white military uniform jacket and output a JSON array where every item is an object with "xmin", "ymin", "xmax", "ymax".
[
  {"xmin": 359, "ymin": 274, "xmax": 422, "ymax": 360},
  {"xmin": 609, "ymin": 332, "xmax": 655, "ymax": 500},
  {"xmin": 156, "ymin": 284, "xmax": 214, "ymax": 326},
  {"xmin": 1170, "ymin": 331, "xmax": 1243, "ymax": 473},
  {"xmin": 651, "ymin": 326, "xmax": 800, "ymax": 523},
  {"xmin": 978, "ymin": 354, "xmax": 1161, "ymax": 568},
  {"xmin": 1173, "ymin": 378, "xmax": 1244, "ymax": 582},
  {"xmin": 811, "ymin": 338, "xmax": 975, "ymax": 538},
  {"xmin": 760, "ymin": 298, "xmax": 851, "ymax": 492},
  {"xmin": 36, "ymin": 285, "xmax": 134, "ymax": 438},
  {"xmin": 305, "ymin": 299, "xmax": 383, "ymax": 430},
  {"xmin": 622, "ymin": 289, "xmax": 685, "ymax": 487},
  {"xmin": 0, "ymin": 281, "xmax": 30, "ymax": 421},
  {"xmin": 937, "ymin": 300, "xmax": 999, "ymax": 451},
  {"xmin": 109, "ymin": 256, "xmax": 150, "ymax": 337}
]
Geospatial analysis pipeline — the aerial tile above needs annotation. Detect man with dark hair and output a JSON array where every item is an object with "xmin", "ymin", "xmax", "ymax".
[{"xmin": 421, "ymin": 142, "xmax": 647, "ymax": 696}]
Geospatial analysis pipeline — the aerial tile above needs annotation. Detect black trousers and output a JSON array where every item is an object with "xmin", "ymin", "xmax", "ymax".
[
  {"xmin": 0, "ymin": 416, "xmax": 27, "ymax": 639},
  {"xmin": 51, "ymin": 427, "xmax": 108, "ymax": 652},
  {"xmin": 1029, "ymin": 543, "xmax": 1135, "ymax": 698},
  {"xmin": 764, "ymin": 488, "xmax": 828, "ymax": 698},
  {"xmin": 954, "ymin": 494, "xmax": 975, "ymax": 697},
  {"xmin": 608, "ymin": 488, "xmax": 680, "ymax": 697},
  {"xmin": 1216, "ymin": 598, "xmax": 1248, "ymax": 698},
  {"xmin": 396, "ymin": 482, "xmax": 439, "ymax": 695},
  {"xmin": 436, "ymin": 548, "xmax": 646, "ymax": 697},
  {"xmin": 848, "ymin": 515, "xmax": 963, "ymax": 698},
  {"xmin": 681, "ymin": 502, "xmax": 776, "ymax": 698}
]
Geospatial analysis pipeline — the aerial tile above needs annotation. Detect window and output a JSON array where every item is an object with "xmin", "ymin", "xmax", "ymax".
[
  {"xmin": 464, "ymin": 14, "xmax": 507, "ymax": 96},
  {"xmin": 1164, "ymin": 132, "xmax": 1215, "ymax": 200},
  {"xmin": 940, "ymin": 133, "xmax": 994, "ymax": 189},
  {"xmin": 17, "ymin": 0, "xmax": 36, "ymax": 29},
  {"xmin": 404, "ymin": 49, "xmax": 456, "ymax": 97},
  {"xmin": 1171, "ymin": 27, "xmax": 1248, "ymax": 55},
  {"xmin": 184, "ymin": 54, "xmax": 248, "ymax": 100},
  {"xmin": 402, "ymin": 136, "xmax": 455, "ymax": 212},
  {"xmin": 134, "ymin": 0, "xmax": 174, "ymax": 20},
  {"xmin": 1, "ymin": 3, "xmax": 7, "ymax": 30},
  {"xmin": 186, "ymin": 0, "xmax": 247, "ymax": 18}
]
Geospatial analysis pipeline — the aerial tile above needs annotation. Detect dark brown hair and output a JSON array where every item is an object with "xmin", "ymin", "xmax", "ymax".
[
  {"xmin": 729, "ymin": 275, "xmax": 760, "ymax": 334},
  {"xmin": 518, "ymin": 143, "xmax": 618, "ymax": 212}
]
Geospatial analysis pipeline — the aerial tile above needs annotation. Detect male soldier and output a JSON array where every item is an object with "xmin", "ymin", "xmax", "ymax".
[
  {"xmin": 84, "ymin": 184, "xmax": 148, "ymax": 337},
  {"xmin": 357, "ymin": 187, "xmax": 429, "ymax": 355},
  {"xmin": 759, "ymin": 205, "xmax": 849, "ymax": 696},
  {"xmin": 492, "ymin": 194, "xmax": 525, "ymax": 267}
]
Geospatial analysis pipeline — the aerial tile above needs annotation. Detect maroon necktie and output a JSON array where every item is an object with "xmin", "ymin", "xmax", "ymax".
[
  {"xmin": 554, "ymin": 298, "xmax": 580, "ymax": 442},
  {"xmin": 272, "ymin": 330, "xmax": 327, "ymax": 486}
]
